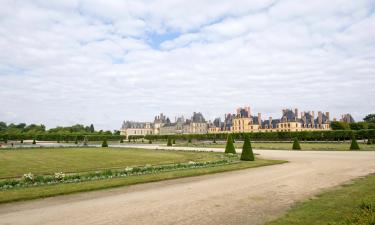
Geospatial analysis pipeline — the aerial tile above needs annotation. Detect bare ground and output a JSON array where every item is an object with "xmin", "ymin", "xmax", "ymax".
[{"xmin": 0, "ymin": 149, "xmax": 375, "ymax": 225}]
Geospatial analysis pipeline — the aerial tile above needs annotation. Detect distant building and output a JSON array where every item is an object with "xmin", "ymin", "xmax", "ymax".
[
  {"xmin": 120, "ymin": 107, "xmax": 335, "ymax": 138},
  {"xmin": 340, "ymin": 113, "xmax": 355, "ymax": 123}
]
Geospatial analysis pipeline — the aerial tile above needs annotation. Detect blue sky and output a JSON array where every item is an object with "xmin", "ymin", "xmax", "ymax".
[{"xmin": 0, "ymin": 0, "xmax": 375, "ymax": 129}]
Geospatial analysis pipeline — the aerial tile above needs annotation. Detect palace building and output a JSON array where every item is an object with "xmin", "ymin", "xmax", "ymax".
[{"xmin": 120, "ymin": 106, "xmax": 332, "ymax": 138}]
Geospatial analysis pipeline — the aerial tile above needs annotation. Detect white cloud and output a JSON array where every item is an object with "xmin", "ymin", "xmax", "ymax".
[{"xmin": 0, "ymin": 0, "xmax": 374, "ymax": 129}]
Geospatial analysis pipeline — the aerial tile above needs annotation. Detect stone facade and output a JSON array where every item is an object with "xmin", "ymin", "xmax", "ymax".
[{"xmin": 120, "ymin": 107, "xmax": 333, "ymax": 138}]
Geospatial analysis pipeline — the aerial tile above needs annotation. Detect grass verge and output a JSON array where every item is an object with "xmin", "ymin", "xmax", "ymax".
[
  {"xmin": 0, "ymin": 158, "xmax": 285, "ymax": 204},
  {"xmin": 267, "ymin": 173, "xmax": 375, "ymax": 225}
]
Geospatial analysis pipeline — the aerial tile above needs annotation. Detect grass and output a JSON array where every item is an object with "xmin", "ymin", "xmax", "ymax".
[
  {"xmin": 267, "ymin": 173, "xmax": 375, "ymax": 225},
  {"xmin": 0, "ymin": 158, "xmax": 285, "ymax": 204},
  {"xmin": 174, "ymin": 141, "xmax": 375, "ymax": 151},
  {"xmin": 0, "ymin": 147, "xmax": 222, "ymax": 179}
]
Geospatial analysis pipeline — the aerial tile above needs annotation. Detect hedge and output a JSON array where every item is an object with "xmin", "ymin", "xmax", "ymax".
[
  {"xmin": 140, "ymin": 129, "xmax": 375, "ymax": 142},
  {"xmin": 0, "ymin": 134, "xmax": 124, "ymax": 142}
]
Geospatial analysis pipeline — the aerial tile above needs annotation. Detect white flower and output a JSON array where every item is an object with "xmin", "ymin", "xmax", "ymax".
[
  {"xmin": 23, "ymin": 172, "xmax": 34, "ymax": 182},
  {"xmin": 54, "ymin": 172, "xmax": 65, "ymax": 181}
]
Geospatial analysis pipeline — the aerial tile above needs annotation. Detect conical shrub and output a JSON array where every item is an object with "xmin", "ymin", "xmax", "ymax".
[
  {"xmin": 240, "ymin": 135, "xmax": 254, "ymax": 161},
  {"xmin": 148, "ymin": 139, "xmax": 152, "ymax": 144},
  {"xmin": 102, "ymin": 139, "xmax": 108, "ymax": 147},
  {"xmin": 350, "ymin": 136, "xmax": 360, "ymax": 150},
  {"xmin": 225, "ymin": 134, "xmax": 236, "ymax": 154},
  {"xmin": 167, "ymin": 137, "xmax": 172, "ymax": 146},
  {"xmin": 32, "ymin": 139, "xmax": 36, "ymax": 145},
  {"xmin": 292, "ymin": 138, "xmax": 301, "ymax": 150}
]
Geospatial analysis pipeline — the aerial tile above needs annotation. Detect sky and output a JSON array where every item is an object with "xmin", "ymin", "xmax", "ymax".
[{"xmin": 0, "ymin": 0, "xmax": 375, "ymax": 130}]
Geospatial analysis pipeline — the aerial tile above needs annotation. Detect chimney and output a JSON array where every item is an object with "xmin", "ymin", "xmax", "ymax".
[
  {"xmin": 258, "ymin": 113, "xmax": 261, "ymax": 126},
  {"xmin": 311, "ymin": 111, "xmax": 315, "ymax": 127},
  {"xmin": 236, "ymin": 108, "xmax": 240, "ymax": 117},
  {"xmin": 269, "ymin": 116, "xmax": 273, "ymax": 128},
  {"xmin": 318, "ymin": 111, "xmax": 323, "ymax": 127},
  {"xmin": 325, "ymin": 112, "xmax": 330, "ymax": 122},
  {"xmin": 295, "ymin": 108, "xmax": 298, "ymax": 120}
]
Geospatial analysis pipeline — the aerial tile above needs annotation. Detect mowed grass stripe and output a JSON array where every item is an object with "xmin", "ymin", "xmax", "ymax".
[
  {"xmin": 0, "ymin": 158, "xmax": 285, "ymax": 204},
  {"xmin": 0, "ymin": 148, "xmax": 221, "ymax": 179}
]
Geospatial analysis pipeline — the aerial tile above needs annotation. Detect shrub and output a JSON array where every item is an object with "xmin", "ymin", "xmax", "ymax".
[
  {"xmin": 120, "ymin": 138, "xmax": 124, "ymax": 143},
  {"xmin": 172, "ymin": 139, "xmax": 176, "ymax": 144},
  {"xmin": 74, "ymin": 137, "xmax": 78, "ymax": 144},
  {"xmin": 188, "ymin": 138, "xmax": 192, "ymax": 143},
  {"xmin": 213, "ymin": 139, "xmax": 216, "ymax": 144},
  {"xmin": 148, "ymin": 139, "xmax": 152, "ymax": 144},
  {"xmin": 292, "ymin": 138, "xmax": 301, "ymax": 150},
  {"xmin": 20, "ymin": 139, "xmax": 23, "ymax": 144},
  {"xmin": 225, "ymin": 134, "xmax": 236, "ymax": 154},
  {"xmin": 32, "ymin": 139, "xmax": 36, "ymax": 145},
  {"xmin": 102, "ymin": 139, "xmax": 108, "ymax": 147},
  {"xmin": 350, "ymin": 136, "xmax": 360, "ymax": 150},
  {"xmin": 167, "ymin": 137, "xmax": 172, "ymax": 146},
  {"xmin": 240, "ymin": 135, "xmax": 254, "ymax": 161}
]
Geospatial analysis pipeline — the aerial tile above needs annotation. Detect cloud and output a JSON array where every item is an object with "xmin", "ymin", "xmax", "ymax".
[{"xmin": 0, "ymin": 0, "xmax": 374, "ymax": 129}]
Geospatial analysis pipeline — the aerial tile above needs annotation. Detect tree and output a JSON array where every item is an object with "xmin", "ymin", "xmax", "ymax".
[
  {"xmin": 240, "ymin": 135, "xmax": 254, "ymax": 161},
  {"xmin": 89, "ymin": 124, "xmax": 95, "ymax": 133},
  {"xmin": 225, "ymin": 134, "xmax": 236, "ymax": 154},
  {"xmin": 363, "ymin": 114, "xmax": 375, "ymax": 123},
  {"xmin": 349, "ymin": 122, "xmax": 368, "ymax": 130},
  {"xmin": 292, "ymin": 138, "xmax": 301, "ymax": 150},
  {"xmin": 167, "ymin": 137, "xmax": 172, "ymax": 146},
  {"xmin": 102, "ymin": 139, "xmax": 108, "ymax": 147},
  {"xmin": 331, "ymin": 121, "xmax": 350, "ymax": 130},
  {"xmin": 350, "ymin": 136, "xmax": 360, "ymax": 150}
]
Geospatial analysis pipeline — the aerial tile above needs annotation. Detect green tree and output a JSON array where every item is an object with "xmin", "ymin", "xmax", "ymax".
[
  {"xmin": 240, "ymin": 135, "xmax": 254, "ymax": 161},
  {"xmin": 350, "ymin": 136, "xmax": 360, "ymax": 150},
  {"xmin": 331, "ymin": 121, "xmax": 350, "ymax": 130},
  {"xmin": 102, "ymin": 139, "xmax": 108, "ymax": 147},
  {"xmin": 363, "ymin": 114, "xmax": 375, "ymax": 123},
  {"xmin": 292, "ymin": 138, "xmax": 301, "ymax": 150},
  {"xmin": 225, "ymin": 134, "xmax": 236, "ymax": 154},
  {"xmin": 89, "ymin": 124, "xmax": 95, "ymax": 133},
  {"xmin": 167, "ymin": 137, "xmax": 172, "ymax": 146}
]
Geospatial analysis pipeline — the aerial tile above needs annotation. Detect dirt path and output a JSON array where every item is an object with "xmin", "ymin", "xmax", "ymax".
[{"xmin": 0, "ymin": 150, "xmax": 375, "ymax": 225}]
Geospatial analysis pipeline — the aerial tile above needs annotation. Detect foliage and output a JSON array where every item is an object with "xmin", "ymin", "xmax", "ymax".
[
  {"xmin": 225, "ymin": 134, "xmax": 236, "ymax": 154},
  {"xmin": 364, "ymin": 114, "xmax": 375, "ymax": 123},
  {"xmin": 101, "ymin": 139, "xmax": 108, "ymax": 147},
  {"xmin": 331, "ymin": 121, "xmax": 350, "ymax": 130},
  {"xmin": 240, "ymin": 135, "xmax": 254, "ymax": 161},
  {"xmin": 167, "ymin": 137, "xmax": 172, "ymax": 146},
  {"xmin": 350, "ymin": 136, "xmax": 360, "ymax": 150},
  {"xmin": 292, "ymin": 138, "xmax": 301, "ymax": 150},
  {"xmin": 349, "ymin": 122, "xmax": 368, "ymax": 130}
]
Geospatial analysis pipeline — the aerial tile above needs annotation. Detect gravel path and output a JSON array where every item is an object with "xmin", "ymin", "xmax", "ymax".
[{"xmin": 0, "ymin": 149, "xmax": 374, "ymax": 225}]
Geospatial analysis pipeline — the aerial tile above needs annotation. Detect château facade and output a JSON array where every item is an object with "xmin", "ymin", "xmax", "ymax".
[{"xmin": 120, "ymin": 106, "xmax": 336, "ymax": 138}]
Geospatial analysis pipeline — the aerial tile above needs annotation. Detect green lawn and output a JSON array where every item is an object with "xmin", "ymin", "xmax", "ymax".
[
  {"xmin": 0, "ymin": 147, "xmax": 221, "ymax": 179},
  {"xmin": 174, "ymin": 142, "xmax": 375, "ymax": 151},
  {"xmin": 267, "ymin": 173, "xmax": 375, "ymax": 225},
  {"xmin": 0, "ymin": 147, "xmax": 285, "ymax": 203}
]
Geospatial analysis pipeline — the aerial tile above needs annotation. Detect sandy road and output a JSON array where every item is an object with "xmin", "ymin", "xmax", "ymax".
[{"xmin": 0, "ymin": 149, "xmax": 375, "ymax": 225}]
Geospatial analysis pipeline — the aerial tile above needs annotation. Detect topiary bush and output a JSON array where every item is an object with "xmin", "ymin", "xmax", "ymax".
[
  {"xmin": 148, "ymin": 139, "xmax": 152, "ymax": 144},
  {"xmin": 240, "ymin": 135, "xmax": 254, "ymax": 161},
  {"xmin": 32, "ymin": 139, "xmax": 36, "ymax": 145},
  {"xmin": 102, "ymin": 139, "xmax": 108, "ymax": 147},
  {"xmin": 292, "ymin": 138, "xmax": 301, "ymax": 150},
  {"xmin": 225, "ymin": 134, "xmax": 236, "ymax": 154},
  {"xmin": 350, "ymin": 136, "xmax": 360, "ymax": 150},
  {"xmin": 172, "ymin": 139, "xmax": 176, "ymax": 144},
  {"xmin": 167, "ymin": 137, "xmax": 172, "ymax": 146},
  {"xmin": 120, "ymin": 138, "xmax": 124, "ymax": 143}
]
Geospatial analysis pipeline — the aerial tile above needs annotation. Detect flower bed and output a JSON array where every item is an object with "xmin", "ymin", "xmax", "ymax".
[{"xmin": 0, "ymin": 154, "xmax": 239, "ymax": 190}]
